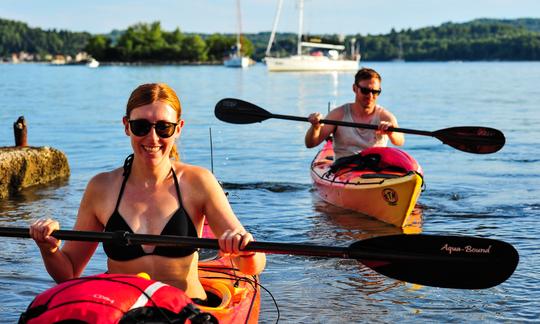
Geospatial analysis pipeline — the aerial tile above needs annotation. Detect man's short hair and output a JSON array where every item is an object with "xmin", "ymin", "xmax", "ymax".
[{"xmin": 354, "ymin": 68, "xmax": 381, "ymax": 85}]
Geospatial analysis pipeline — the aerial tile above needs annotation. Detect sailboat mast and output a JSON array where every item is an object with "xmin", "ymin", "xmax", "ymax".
[
  {"xmin": 236, "ymin": 0, "xmax": 242, "ymax": 56},
  {"xmin": 297, "ymin": 0, "xmax": 304, "ymax": 55},
  {"xmin": 265, "ymin": 0, "xmax": 283, "ymax": 57}
]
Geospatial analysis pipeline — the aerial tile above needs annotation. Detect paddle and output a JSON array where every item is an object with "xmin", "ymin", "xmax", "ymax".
[
  {"xmin": 0, "ymin": 227, "xmax": 518, "ymax": 289},
  {"xmin": 214, "ymin": 98, "xmax": 506, "ymax": 154}
]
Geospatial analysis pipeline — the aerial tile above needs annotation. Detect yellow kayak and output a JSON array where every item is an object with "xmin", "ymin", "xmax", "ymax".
[{"xmin": 311, "ymin": 140, "xmax": 424, "ymax": 228}]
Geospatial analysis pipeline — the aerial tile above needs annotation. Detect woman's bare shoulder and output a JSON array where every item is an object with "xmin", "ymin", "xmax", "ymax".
[
  {"xmin": 173, "ymin": 161, "xmax": 216, "ymax": 187},
  {"xmin": 89, "ymin": 167, "xmax": 122, "ymax": 183},
  {"xmin": 77, "ymin": 167, "xmax": 124, "ymax": 225},
  {"xmin": 86, "ymin": 167, "xmax": 124, "ymax": 194},
  {"xmin": 176, "ymin": 161, "xmax": 212, "ymax": 176}
]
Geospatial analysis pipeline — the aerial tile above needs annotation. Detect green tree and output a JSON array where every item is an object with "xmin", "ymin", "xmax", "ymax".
[
  {"xmin": 206, "ymin": 33, "xmax": 235, "ymax": 61},
  {"xmin": 117, "ymin": 21, "xmax": 167, "ymax": 61},
  {"xmin": 180, "ymin": 35, "xmax": 207, "ymax": 61},
  {"xmin": 85, "ymin": 35, "xmax": 110, "ymax": 60},
  {"xmin": 239, "ymin": 36, "xmax": 254, "ymax": 56}
]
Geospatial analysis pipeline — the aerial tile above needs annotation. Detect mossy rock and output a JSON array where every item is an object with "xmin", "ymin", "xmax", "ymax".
[{"xmin": 0, "ymin": 146, "xmax": 70, "ymax": 199}]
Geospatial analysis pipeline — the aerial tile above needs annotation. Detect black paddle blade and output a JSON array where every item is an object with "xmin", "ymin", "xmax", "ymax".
[
  {"xmin": 349, "ymin": 234, "xmax": 519, "ymax": 289},
  {"xmin": 433, "ymin": 127, "xmax": 506, "ymax": 154},
  {"xmin": 215, "ymin": 98, "xmax": 271, "ymax": 124}
]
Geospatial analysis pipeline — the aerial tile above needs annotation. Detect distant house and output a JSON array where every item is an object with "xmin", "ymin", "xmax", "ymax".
[{"xmin": 51, "ymin": 55, "xmax": 67, "ymax": 65}]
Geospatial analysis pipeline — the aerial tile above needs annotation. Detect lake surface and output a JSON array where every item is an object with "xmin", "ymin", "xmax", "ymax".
[{"xmin": 0, "ymin": 62, "xmax": 539, "ymax": 323}]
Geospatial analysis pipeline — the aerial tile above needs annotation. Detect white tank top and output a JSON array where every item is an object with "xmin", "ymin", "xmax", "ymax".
[{"xmin": 333, "ymin": 103, "xmax": 388, "ymax": 159}]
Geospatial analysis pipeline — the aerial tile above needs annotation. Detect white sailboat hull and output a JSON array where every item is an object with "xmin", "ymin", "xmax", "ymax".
[
  {"xmin": 86, "ymin": 59, "xmax": 99, "ymax": 68},
  {"xmin": 224, "ymin": 55, "xmax": 250, "ymax": 68},
  {"xmin": 265, "ymin": 55, "xmax": 359, "ymax": 72}
]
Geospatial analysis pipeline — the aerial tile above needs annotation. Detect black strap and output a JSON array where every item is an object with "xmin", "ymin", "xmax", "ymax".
[
  {"xmin": 171, "ymin": 168, "xmax": 185, "ymax": 211},
  {"xmin": 114, "ymin": 154, "xmax": 134, "ymax": 212}
]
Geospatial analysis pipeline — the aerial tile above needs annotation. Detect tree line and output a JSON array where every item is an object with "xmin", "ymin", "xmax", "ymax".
[
  {"xmin": 84, "ymin": 21, "xmax": 255, "ymax": 63},
  {"xmin": 356, "ymin": 19, "xmax": 540, "ymax": 61},
  {"xmin": 2, "ymin": 17, "xmax": 540, "ymax": 62},
  {"xmin": 0, "ymin": 18, "xmax": 90, "ymax": 58}
]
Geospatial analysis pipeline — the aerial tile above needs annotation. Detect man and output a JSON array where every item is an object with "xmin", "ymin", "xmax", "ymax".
[{"xmin": 305, "ymin": 67, "xmax": 404, "ymax": 159}]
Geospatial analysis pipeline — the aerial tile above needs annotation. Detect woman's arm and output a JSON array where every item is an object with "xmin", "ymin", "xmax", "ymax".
[
  {"xmin": 186, "ymin": 166, "xmax": 266, "ymax": 275},
  {"xmin": 30, "ymin": 174, "xmax": 106, "ymax": 282}
]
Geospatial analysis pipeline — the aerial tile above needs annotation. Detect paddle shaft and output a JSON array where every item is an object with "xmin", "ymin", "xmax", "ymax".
[
  {"xmin": 0, "ymin": 227, "xmax": 384, "ymax": 260},
  {"xmin": 270, "ymin": 112, "xmax": 432, "ymax": 136},
  {"xmin": 267, "ymin": 113, "xmax": 501, "ymax": 145}
]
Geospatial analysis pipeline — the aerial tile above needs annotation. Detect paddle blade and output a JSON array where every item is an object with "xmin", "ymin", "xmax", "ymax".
[
  {"xmin": 215, "ymin": 98, "xmax": 271, "ymax": 124},
  {"xmin": 349, "ymin": 234, "xmax": 519, "ymax": 289},
  {"xmin": 433, "ymin": 127, "xmax": 505, "ymax": 154}
]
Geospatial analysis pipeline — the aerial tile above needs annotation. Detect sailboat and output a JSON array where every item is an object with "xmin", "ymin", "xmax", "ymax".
[
  {"xmin": 264, "ymin": 0, "xmax": 360, "ymax": 72},
  {"xmin": 224, "ymin": 0, "xmax": 250, "ymax": 68}
]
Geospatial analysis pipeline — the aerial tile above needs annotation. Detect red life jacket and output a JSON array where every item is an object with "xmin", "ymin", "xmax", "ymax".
[
  {"xmin": 360, "ymin": 147, "xmax": 423, "ymax": 175},
  {"xmin": 18, "ymin": 273, "xmax": 216, "ymax": 324},
  {"xmin": 330, "ymin": 147, "xmax": 423, "ymax": 175}
]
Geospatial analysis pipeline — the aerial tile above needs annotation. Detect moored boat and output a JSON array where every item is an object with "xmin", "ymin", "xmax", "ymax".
[
  {"xmin": 264, "ymin": 0, "xmax": 360, "ymax": 72},
  {"xmin": 86, "ymin": 58, "xmax": 99, "ymax": 68},
  {"xmin": 224, "ymin": 54, "xmax": 250, "ymax": 68},
  {"xmin": 19, "ymin": 222, "xmax": 260, "ymax": 323},
  {"xmin": 310, "ymin": 140, "xmax": 424, "ymax": 228},
  {"xmin": 224, "ymin": 0, "xmax": 251, "ymax": 68}
]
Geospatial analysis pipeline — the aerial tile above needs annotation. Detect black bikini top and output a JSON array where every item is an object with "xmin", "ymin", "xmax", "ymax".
[{"xmin": 103, "ymin": 155, "xmax": 198, "ymax": 261}]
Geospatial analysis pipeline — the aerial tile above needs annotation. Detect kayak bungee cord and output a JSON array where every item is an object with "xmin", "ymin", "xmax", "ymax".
[{"xmin": 199, "ymin": 266, "xmax": 280, "ymax": 324}]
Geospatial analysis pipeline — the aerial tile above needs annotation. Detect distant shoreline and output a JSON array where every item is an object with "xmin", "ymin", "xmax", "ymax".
[
  {"xmin": 0, "ymin": 60, "xmax": 225, "ymax": 66},
  {"xmin": 98, "ymin": 61, "xmax": 224, "ymax": 66},
  {"xmin": 3, "ymin": 60, "xmax": 540, "ymax": 66}
]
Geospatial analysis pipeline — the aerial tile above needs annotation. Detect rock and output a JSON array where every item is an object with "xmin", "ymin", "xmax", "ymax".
[{"xmin": 0, "ymin": 146, "xmax": 70, "ymax": 199}]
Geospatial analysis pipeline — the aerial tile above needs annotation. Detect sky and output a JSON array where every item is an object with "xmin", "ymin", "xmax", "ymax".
[{"xmin": 2, "ymin": 0, "xmax": 540, "ymax": 36}]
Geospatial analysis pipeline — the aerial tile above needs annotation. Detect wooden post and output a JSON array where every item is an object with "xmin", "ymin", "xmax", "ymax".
[{"xmin": 13, "ymin": 116, "xmax": 28, "ymax": 147}]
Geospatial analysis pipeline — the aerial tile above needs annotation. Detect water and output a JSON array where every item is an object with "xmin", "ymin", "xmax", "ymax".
[{"xmin": 0, "ymin": 62, "xmax": 539, "ymax": 323}]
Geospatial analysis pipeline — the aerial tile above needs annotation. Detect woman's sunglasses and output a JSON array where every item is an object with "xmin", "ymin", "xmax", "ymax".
[
  {"xmin": 128, "ymin": 119, "xmax": 178, "ymax": 138},
  {"xmin": 357, "ymin": 86, "xmax": 382, "ymax": 96}
]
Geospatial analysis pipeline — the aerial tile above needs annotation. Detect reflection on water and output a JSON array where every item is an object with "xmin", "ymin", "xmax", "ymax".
[
  {"xmin": 311, "ymin": 192, "xmax": 423, "ymax": 236},
  {"xmin": 0, "ymin": 178, "xmax": 71, "ymax": 223},
  {"xmin": 1, "ymin": 178, "xmax": 70, "ymax": 205}
]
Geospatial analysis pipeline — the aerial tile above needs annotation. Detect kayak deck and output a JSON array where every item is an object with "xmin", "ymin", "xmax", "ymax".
[
  {"xmin": 198, "ymin": 257, "xmax": 260, "ymax": 323},
  {"xmin": 197, "ymin": 220, "xmax": 260, "ymax": 323}
]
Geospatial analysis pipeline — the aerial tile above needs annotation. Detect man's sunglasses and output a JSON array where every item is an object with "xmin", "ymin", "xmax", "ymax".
[
  {"xmin": 357, "ymin": 86, "xmax": 382, "ymax": 96},
  {"xmin": 128, "ymin": 119, "xmax": 178, "ymax": 138}
]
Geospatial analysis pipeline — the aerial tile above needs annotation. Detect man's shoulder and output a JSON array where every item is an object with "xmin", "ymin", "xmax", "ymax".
[
  {"xmin": 329, "ymin": 103, "xmax": 350, "ymax": 117},
  {"xmin": 376, "ymin": 105, "xmax": 397, "ymax": 120}
]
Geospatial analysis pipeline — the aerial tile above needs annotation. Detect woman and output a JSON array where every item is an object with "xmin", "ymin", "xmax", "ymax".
[{"xmin": 30, "ymin": 83, "xmax": 266, "ymax": 301}]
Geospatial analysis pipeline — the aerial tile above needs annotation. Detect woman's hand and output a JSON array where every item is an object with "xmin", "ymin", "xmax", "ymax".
[
  {"xmin": 218, "ymin": 229, "xmax": 256, "ymax": 257},
  {"xmin": 29, "ymin": 218, "xmax": 61, "ymax": 254}
]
